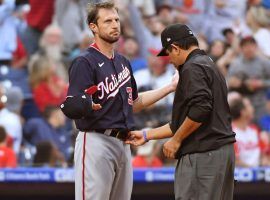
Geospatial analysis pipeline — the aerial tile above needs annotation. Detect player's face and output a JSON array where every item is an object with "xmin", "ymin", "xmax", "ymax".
[{"xmin": 94, "ymin": 8, "xmax": 121, "ymax": 43}]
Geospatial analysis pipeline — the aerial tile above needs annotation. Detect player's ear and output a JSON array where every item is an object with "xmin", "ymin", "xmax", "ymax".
[{"xmin": 89, "ymin": 23, "xmax": 97, "ymax": 34}]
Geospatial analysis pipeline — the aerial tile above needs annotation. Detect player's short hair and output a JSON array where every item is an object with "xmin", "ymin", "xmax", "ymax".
[
  {"xmin": 167, "ymin": 36, "xmax": 199, "ymax": 51},
  {"xmin": 0, "ymin": 126, "xmax": 7, "ymax": 143},
  {"xmin": 87, "ymin": 1, "xmax": 118, "ymax": 25}
]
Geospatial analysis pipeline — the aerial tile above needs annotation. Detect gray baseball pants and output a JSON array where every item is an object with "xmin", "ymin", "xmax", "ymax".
[
  {"xmin": 74, "ymin": 132, "xmax": 132, "ymax": 200},
  {"xmin": 175, "ymin": 143, "xmax": 235, "ymax": 200}
]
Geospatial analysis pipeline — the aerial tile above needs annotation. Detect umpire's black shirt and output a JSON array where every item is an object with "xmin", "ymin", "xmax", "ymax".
[{"xmin": 171, "ymin": 49, "xmax": 235, "ymax": 158}]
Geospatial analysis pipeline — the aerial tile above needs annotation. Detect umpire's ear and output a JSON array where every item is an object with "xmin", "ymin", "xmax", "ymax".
[{"xmin": 60, "ymin": 94, "xmax": 92, "ymax": 119}]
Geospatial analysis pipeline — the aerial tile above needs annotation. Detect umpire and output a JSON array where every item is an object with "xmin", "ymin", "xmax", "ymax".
[{"xmin": 127, "ymin": 23, "xmax": 236, "ymax": 200}]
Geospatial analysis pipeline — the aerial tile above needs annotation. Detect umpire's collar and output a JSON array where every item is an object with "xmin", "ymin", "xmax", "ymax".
[{"xmin": 178, "ymin": 48, "xmax": 206, "ymax": 71}]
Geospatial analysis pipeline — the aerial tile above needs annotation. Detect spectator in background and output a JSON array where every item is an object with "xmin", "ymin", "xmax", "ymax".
[
  {"xmin": 230, "ymin": 97, "xmax": 269, "ymax": 167},
  {"xmin": 0, "ymin": 126, "xmax": 17, "ymax": 168},
  {"xmin": 0, "ymin": 0, "xmax": 17, "ymax": 66},
  {"xmin": 23, "ymin": 106, "xmax": 72, "ymax": 161},
  {"xmin": 227, "ymin": 36, "xmax": 270, "ymax": 122},
  {"xmin": 246, "ymin": 6, "xmax": 270, "ymax": 58},
  {"xmin": 208, "ymin": 40, "xmax": 226, "ymax": 63},
  {"xmin": 6, "ymin": 86, "xmax": 24, "ymax": 115},
  {"xmin": 228, "ymin": 91, "xmax": 242, "ymax": 106},
  {"xmin": 133, "ymin": 49, "xmax": 174, "ymax": 128},
  {"xmin": 32, "ymin": 24, "xmax": 68, "ymax": 81},
  {"xmin": 33, "ymin": 141, "xmax": 66, "ymax": 167},
  {"xmin": 128, "ymin": 3, "xmax": 164, "ymax": 55},
  {"xmin": 204, "ymin": 0, "xmax": 247, "ymax": 42},
  {"xmin": 127, "ymin": 0, "xmax": 156, "ymax": 17},
  {"xmin": 132, "ymin": 140, "xmax": 162, "ymax": 168},
  {"xmin": 122, "ymin": 37, "xmax": 148, "ymax": 72},
  {"xmin": 174, "ymin": 0, "xmax": 212, "ymax": 36},
  {"xmin": 196, "ymin": 35, "xmax": 209, "ymax": 52},
  {"xmin": 156, "ymin": 3, "xmax": 174, "ymax": 26},
  {"xmin": 259, "ymin": 91, "xmax": 270, "ymax": 132},
  {"xmin": 69, "ymin": 33, "xmax": 93, "ymax": 60},
  {"xmin": 29, "ymin": 56, "xmax": 67, "ymax": 112},
  {"xmin": 11, "ymin": 37, "xmax": 28, "ymax": 69},
  {"xmin": 247, "ymin": 0, "xmax": 264, "ymax": 8},
  {"xmin": 21, "ymin": 0, "xmax": 55, "ymax": 55},
  {"xmin": 216, "ymin": 28, "xmax": 240, "ymax": 76},
  {"xmin": 222, "ymin": 28, "xmax": 238, "ymax": 48},
  {"xmin": 55, "ymin": 0, "xmax": 88, "ymax": 54},
  {"xmin": 0, "ymin": 84, "xmax": 22, "ymax": 154},
  {"xmin": 134, "ymin": 48, "xmax": 174, "ymax": 107}
]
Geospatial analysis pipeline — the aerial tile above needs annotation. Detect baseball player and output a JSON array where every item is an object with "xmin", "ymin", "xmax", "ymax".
[{"xmin": 60, "ymin": 2, "xmax": 178, "ymax": 200}]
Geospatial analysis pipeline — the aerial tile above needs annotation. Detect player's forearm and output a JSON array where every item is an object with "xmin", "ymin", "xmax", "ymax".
[
  {"xmin": 172, "ymin": 117, "xmax": 202, "ymax": 143},
  {"xmin": 146, "ymin": 123, "xmax": 174, "ymax": 140},
  {"xmin": 133, "ymin": 84, "xmax": 172, "ymax": 112}
]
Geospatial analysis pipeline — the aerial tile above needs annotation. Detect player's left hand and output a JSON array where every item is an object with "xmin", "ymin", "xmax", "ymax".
[
  {"xmin": 169, "ymin": 70, "xmax": 179, "ymax": 92},
  {"xmin": 163, "ymin": 137, "xmax": 181, "ymax": 159}
]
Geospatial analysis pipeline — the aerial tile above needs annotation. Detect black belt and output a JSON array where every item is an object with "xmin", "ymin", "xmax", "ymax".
[{"xmin": 93, "ymin": 129, "xmax": 129, "ymax": 141}]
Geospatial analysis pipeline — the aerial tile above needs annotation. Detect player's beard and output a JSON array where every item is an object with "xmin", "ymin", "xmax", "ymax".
[{"xmin": 99, "ymin": 32, "xmax": 120, "ymax": 44}]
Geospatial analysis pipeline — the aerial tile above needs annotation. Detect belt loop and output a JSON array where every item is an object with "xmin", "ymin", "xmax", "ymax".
[{"xmin": 104, "ymin": 129, "xmax": 112, "ymax": 136}]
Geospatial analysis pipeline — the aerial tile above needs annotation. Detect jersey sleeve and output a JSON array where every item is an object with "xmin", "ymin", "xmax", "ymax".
[
  {"xmin": 127, "ymin": 61, "xmax": 138, "ymax": 101},
  {"xmin": 61, "ymin": 56, "xmax": 95, "ymax": 119},
  {"xmin": 67, "ymin": 56, "xmax": 95, "ymax": 96}
]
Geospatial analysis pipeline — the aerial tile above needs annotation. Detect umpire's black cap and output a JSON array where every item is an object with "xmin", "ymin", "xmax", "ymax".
[
  {"xmin": 60, "ymin": 94, "xmax": 92, "ymax": 119},
  {"xmin": 157, "ymin": 24, "xmax": 194, "ymax": 57}
]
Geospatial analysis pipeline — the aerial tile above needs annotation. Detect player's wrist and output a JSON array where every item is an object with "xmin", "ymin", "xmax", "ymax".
[
  {"xmin": 168, "ymin": 83, "xmax": 176, "ymax": 93},
  {"xmin": 142, "ymin": 130, "xmax": 149, "ymax": 142}
]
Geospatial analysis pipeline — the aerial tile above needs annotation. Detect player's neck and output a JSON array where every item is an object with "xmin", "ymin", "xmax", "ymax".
[{"xmin": 95, "ymin": 38, "xmax": 114, "ymax": 59}]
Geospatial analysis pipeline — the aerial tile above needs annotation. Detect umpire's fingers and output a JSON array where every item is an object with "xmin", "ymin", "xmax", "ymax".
[
  {"xmin": 163, "ymin": 146, "xmax": 168, "ymax": 158},
  {"xmin": 168, "ymin": 152, "xmax": 175, "ymax": 159}
]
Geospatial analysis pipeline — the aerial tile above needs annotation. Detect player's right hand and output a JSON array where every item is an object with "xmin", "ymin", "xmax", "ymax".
[
  {"xmin": 125, "ymin": 131, "xmax": 146, "ymax": 146},
  {"xmin": 92, "ymin": 102, "xmax": 102, "ymax": 110}
]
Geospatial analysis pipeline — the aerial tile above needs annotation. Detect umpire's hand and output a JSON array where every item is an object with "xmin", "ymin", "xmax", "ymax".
[{"xmin": 163, "ymin": 138, "xmax": 181, "ymax": 159}]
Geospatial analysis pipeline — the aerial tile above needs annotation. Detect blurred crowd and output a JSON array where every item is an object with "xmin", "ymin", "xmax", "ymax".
[{"xmin": 0, "ymin": 0, "xmax": 270, "ymax": 169}]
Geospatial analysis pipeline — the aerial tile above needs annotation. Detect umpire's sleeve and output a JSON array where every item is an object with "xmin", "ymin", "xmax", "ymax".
[
  {"xmin": 61, "ymin": 56, "xmax": 95, "ymax": 119},
  {"xmin": 182, "ymin": 63, "xmax": 213, "ymax": 123}
]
